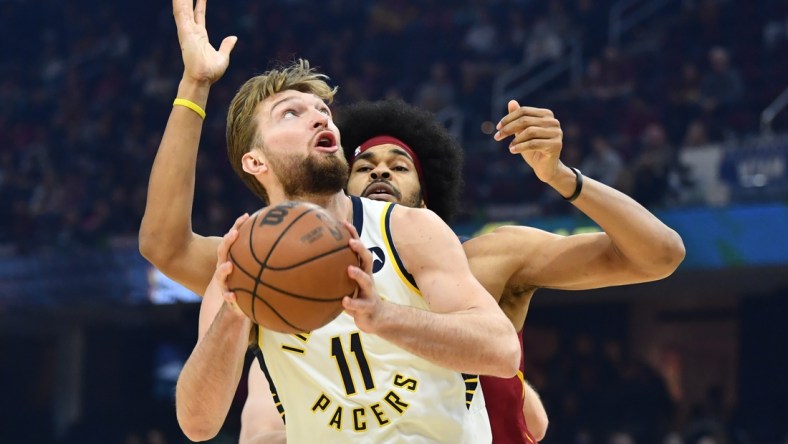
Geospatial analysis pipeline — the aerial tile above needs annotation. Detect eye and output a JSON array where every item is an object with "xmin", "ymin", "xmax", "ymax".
[
  {"xmin": 393, "ymin": 166, "xmax": 409, "ymax": 172},
  {"xmin": 282, "ymin": 109, "xmax": 299, "ymax": 119},
  {"xmin": 355, "ymin": 166, "xmax": 372, "ymax": 173},
  {"xmin": 319, "ymin": 107, "xmax": 331, "ymax": 116}
]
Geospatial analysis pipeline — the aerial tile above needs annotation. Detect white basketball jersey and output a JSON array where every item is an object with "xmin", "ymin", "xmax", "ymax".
[{"xmin": 256, "ymin": 196, "xmax": 491, "ymax": 443}]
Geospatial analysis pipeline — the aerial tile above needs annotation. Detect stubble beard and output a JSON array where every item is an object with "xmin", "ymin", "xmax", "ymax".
[{"xmin": 267, "ymin": 150, "xmax": 349, "ymax": 200}]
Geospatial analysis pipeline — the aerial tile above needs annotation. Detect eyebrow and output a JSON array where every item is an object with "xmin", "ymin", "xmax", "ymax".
[
  {"xmin": 355, "ymin": 148, "xmax": 414, "ymax": 163},
  {"xmin": 270, "ymin": 96, "xmax": 301, "ymax": 115}
]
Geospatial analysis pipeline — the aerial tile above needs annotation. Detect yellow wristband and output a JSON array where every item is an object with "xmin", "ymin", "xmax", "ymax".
[{"xmin": 173, "ymin": 98, "xmax": 206, "ymax": 120}]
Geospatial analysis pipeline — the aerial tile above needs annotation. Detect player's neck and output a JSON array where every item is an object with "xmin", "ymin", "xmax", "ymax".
[{"xmin": 270, "ymin": 191, "xmax": 352, "ymax": 223}]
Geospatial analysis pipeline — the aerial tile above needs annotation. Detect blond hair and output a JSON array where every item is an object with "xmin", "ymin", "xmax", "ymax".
[{"xmin": 226, "ymin": 59, "xmax": 338, "ymax": 203}]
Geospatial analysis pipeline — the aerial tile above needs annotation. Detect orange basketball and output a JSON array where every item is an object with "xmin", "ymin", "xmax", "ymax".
[{"xmin": 226, "ymin": 201, "xmax": 358, "ymax": 333}]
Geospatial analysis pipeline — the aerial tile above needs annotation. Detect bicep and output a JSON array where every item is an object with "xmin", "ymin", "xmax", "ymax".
[
  {"xmin": 392, "ymin": 209, "xmax": 498, "ymax": 314},
  {"xmin": 496, "ymin": 227, "xmax": 647, "ymax": 290}
]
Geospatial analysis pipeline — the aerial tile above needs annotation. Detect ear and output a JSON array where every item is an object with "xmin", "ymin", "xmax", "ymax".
[{"xmin": 242, "ymin": 151, "xmax": 268, "ymax": 175}]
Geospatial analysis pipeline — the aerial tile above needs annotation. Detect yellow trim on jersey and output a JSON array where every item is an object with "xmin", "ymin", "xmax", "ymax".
[
  {"xmin": 379, "ymin": 202, "xmax": 422, "ymax": 296},
  {"xmin": 517, "ymin": 369, "xmax": 525, "ymax": 398}
]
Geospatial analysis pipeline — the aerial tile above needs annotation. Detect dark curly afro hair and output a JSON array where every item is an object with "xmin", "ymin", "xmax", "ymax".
[{"xmin": 336, "ymin": 99, "xmax": 464, "ymax": 223}]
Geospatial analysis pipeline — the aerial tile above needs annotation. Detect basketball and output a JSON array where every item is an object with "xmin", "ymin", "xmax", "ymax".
[{"xmin": 226, "ymin": 201, "xmax": 358, "ymax": 333}]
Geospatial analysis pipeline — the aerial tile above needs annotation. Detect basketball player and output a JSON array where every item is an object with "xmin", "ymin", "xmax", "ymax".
[
  {"xmin": 140, "ymin": 0, "xmax": 684, "ymax": 442},
  {"xmin": 146, "ymin": 1, "xmax": 520, "ymax": 442},
  {"xmin": 238, "ymin": 100, "xmax": 686, "ymax": 443}
]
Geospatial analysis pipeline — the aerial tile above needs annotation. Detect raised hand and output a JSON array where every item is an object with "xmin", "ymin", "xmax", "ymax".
[
  {"xmin": 173, "ymin": 0, "xmax": 237, "ymax": 85},
  {"xmin": 494, "ymin": 100, "xmax": 564, "ymax": 184}
]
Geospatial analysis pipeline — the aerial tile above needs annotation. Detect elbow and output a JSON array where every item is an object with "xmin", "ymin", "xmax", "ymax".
[
  {"xmin": 178, "ymin": 416, "xmax": 220, "ymax": 443},
  {"xmin": 177, "ymin": 409, "xmax": 221, "ymax": 442},
  {"xmin": 490, "ymin": 332, "xmax": 521, "ymax": 378},
  {"xmin": 652, "ymin": 230, "xmax": 686, "ymax": 278},
  {"xmin": 138, "ymin": 225, "xmax": 178, "ymax": 271},
  {"xmin": 138, "ymin": 224, "xmax": 161, "ymax": 263}
]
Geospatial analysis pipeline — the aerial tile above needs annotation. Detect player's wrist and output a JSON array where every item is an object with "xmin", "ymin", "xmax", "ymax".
[
  {"xmin": 549, "ymin": 164, "xmax": 582, "ymax": 202},
  {"xmin": 177, "ymin": 77, "xmax": 211, "ymax": 106}
]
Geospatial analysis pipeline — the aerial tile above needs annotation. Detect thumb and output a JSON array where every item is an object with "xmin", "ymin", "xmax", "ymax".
[
  {"xmin": 508, "ymin": 99, "xmax": 520, "ymax": 113},
  {"xmin": 219, "ymin": 36, "xmax": 238, "ymax": 56}
]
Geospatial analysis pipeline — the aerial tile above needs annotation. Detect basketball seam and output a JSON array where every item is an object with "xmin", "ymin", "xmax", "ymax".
[
  {"xmin": 250, "ymin": 207, "xmax": 316, "ymax": 324},
  {"xmin": 231, "ymin": 288, "xmax": 307, "ymax": 332},
  {"xmin": 263, "ymin": 245, "xmax": 354, "ymax": 271},
  {"xmin": 229, "ymin": 205, "xmax": 352, "ymax": 332}
]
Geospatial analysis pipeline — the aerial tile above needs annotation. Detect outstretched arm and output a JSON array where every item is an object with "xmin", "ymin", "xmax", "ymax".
[
  {"xmin": 486, "ymin": 101, "xmax": 685, "ymax": 291},
  {"xmin": 138, "ymin": 0, "xmax": 237, "ymax": 295},
  {"xmin": 341, "ymin": 212, "xmax": 521, "ymax": 378}
]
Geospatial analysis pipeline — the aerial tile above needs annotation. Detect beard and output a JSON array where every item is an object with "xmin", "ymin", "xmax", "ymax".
[
  {"xmin": 362, "ymin": 180, "xmax": 423, "ymax": 208},
  {"xmin": 399, "ymin": 189, "xmax": 423, "ymax": 209},
  {"xmin": 265, "ymin": 150, "xmax": 349, "ymax": 199}
]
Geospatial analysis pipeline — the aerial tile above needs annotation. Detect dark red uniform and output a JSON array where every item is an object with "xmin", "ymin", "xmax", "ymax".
[{"xmin": 479, "ymin": 330, "xmax": 538, "ymax": 443}]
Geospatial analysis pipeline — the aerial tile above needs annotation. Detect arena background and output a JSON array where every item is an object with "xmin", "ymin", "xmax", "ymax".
[{"xmin": 1, "ymin": 0, "xmax": 788, "ymax": 442}]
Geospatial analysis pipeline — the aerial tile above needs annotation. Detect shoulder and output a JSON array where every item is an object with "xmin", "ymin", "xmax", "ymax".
[{"xmin": 389, "ymin": 205, "xmax": 452, "ymax": 242}]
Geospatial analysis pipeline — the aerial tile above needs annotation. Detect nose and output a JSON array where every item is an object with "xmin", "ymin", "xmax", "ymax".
[
  {"xmin": 370, "ymin": 166, "xmax": 391, "ymax": 180},
  {"xmin": 312, "ymin": 109, "xmax": 329, "ymax": 129}
]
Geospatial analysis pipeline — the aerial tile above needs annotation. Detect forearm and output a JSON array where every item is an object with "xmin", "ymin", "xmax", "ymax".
[
  {"xmin": 139, "ymin": 78, "xmax": 210, "ymax": 262},
  {"xmin": 241, "ymin": 431, "xmax": 287, "ymax": 444},
  {"xmin": 176, "ymin": 303, "xmax": 251, "ymax": 441},
  {"xmin": 374, "ymin": 302, "xmax": 519, "ymax": 378},
  {"xmin": 551, "ymin": 164, "xmax": 685, "ymax": 274}
]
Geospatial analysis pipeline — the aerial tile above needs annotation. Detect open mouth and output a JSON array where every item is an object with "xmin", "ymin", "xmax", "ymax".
[
  {"xmin": 362, "ymin": 181, "xmax": 400, "ymax": 201},
  {"xmin": 314, "ymin": 131, "xmax": 338, "ymax": 152}
]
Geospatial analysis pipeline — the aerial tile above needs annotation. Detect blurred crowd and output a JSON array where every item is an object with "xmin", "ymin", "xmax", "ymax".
[
  {"xmin": 2, "ymin": 0, "xmax": 788, "ymax": 254},
  {"xmin": 4, "ymin": 1, "xmax": 788, "ymax": 442}
]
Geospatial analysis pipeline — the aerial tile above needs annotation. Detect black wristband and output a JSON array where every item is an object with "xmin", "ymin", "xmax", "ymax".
[{"xmin": 563, "ymin": 167, "xmax": 583, "ymax": 203}]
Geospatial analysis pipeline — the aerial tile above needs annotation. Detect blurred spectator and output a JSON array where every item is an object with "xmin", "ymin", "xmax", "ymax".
[
  {"xmin": 580, "ymin": 135, "xmax": 624, "ymax": 187},
  {"xmin": 682, "ymin": 119, "xmax": 712, "ymax": 149},
  {"xmin": 581, "ymin": 46, "xmax": 635, "ymax": 104},
  {"xmin": 631, "ymin": 124, "xmax": 681, "ymax": 208},
  {"xmin": 414, "ymin": 62, "xmax": 456, "ymax": 113},
  {"xmin": 665, "ymin": 62, "xmax": 703, "ymax": 142},
  {"xmin": 698, "ymin": 47, "xmax": 744, "ymax": 141},
  {"xmin": 524, "ymin": 17, "xmax": 565, "ymax": 68}
]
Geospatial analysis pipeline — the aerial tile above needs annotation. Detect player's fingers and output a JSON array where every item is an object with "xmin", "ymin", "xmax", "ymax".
[
  {"xmin": 494, "ymin": 116, "xmax": 541, "ymax": 141},
  {"xmin": 348, "ymin": 239, "xmax": 372, "ymax": 274},
  {"xmin": 509, "ymin": 138, "xmax": 563, "ymax": 155},
  {"xmin": 496, "ymin": 104, "xmax": 554, "ymax": 130},
  {"xmin": 172, "ymin": 0, "xmax": 193, "ymax": 25},
  {"xmin": 219, "ymin": 36, "xmax": 238, "ymax": 57},
  {"xmin": 215, "ymin": 261, "xmax": 233, "ymax": 291},
  {"xmin": 217, "ymin": 228, "xmax": 239, "ymax": 265},
  {"xmin": 508, "ymin": 126, "xmax": 561, "ymax": 144},
  {"xmin": 232, "ymin": 212, "xmax": 250, "ymax": 231},
  {"xmin": 342, "ymin": 220, "xmax": 360, "ymax": 240},
  {"xmin": 194, "ymin": 0, "xmax": 207, "ymax": 26},
  {"xmin": 348, "ymin": 264, "xmax": 374, "ymax": 295}
]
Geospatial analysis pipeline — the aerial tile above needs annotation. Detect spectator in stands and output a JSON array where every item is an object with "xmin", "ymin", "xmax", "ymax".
[
  {"xmin": 414, "ymin": 62, "xmax": 456, "ymax": 113},
  {"xmin": 580, "ymin": 135, "xmax": 624, "ymax": 188},
  {"xmin": 631, "ymin": 124, "xmax": 679, "ymax": 208},
  {"xmin": 698, "ymin": 46, "xmax": 744, "ymax": 140}
]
